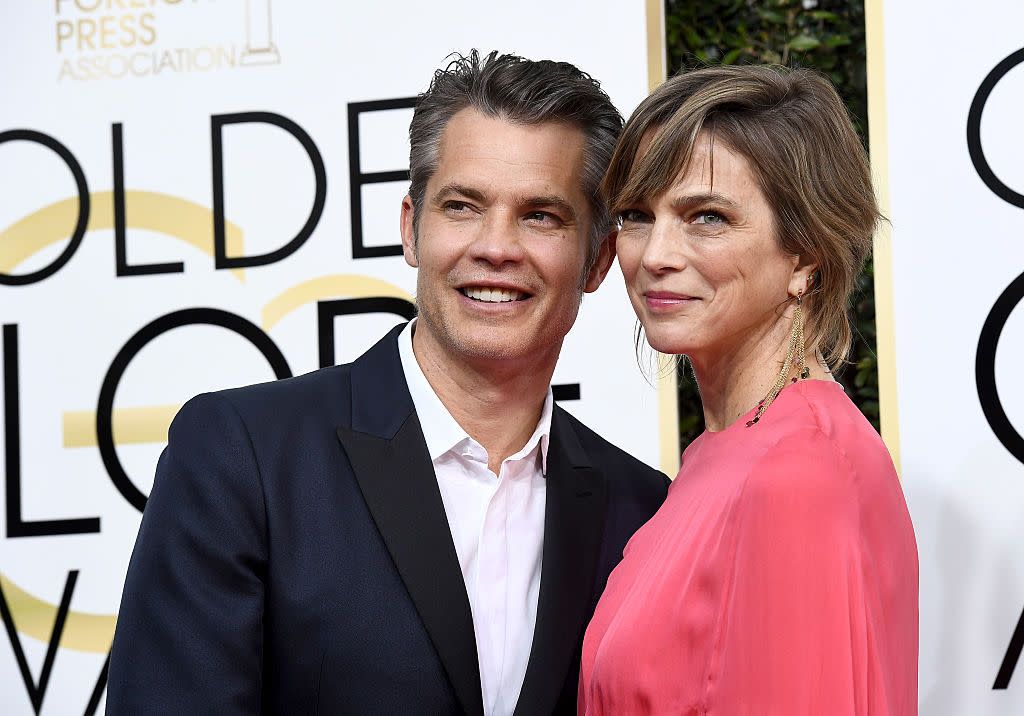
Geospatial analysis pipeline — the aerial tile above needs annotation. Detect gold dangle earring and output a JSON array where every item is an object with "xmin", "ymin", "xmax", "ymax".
[{"xmin": 747, "ymin": 291, "xmax": 808, "ymax": 427}]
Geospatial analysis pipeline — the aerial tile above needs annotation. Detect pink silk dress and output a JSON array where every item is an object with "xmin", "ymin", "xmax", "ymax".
[{"xmin": 578, "ymin": 380, "xmax": 918, "ymax": 715}]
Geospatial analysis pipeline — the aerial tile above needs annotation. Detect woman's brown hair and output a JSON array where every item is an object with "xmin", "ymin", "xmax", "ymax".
[{"xmin": 604, "ymin": 64, "xmax": 880, "ymax": 367}]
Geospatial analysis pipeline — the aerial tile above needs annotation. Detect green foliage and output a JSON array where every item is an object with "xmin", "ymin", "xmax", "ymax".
[{"xmin": 663, "ymin": 0, "xmax": 879, "ymax": 450}]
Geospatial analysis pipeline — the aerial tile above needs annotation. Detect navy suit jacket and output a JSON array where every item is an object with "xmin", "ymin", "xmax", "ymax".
[{"xmin": 107, "ymin": 325, "xmax": 669, "ymax": 715}]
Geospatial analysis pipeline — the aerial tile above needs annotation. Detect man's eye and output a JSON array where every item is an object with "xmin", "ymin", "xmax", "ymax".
[
  {"xmin": 525, "ymin": 211, "xmax": 559, "ymax": 225},
  {"xmin": 445, "ymin": 201, "xmax": 471, "ymax": 213},
  {"xmin": 693, "ymin": 210, "xmax": 726, "ymax": 225},
  {"xmin": 616, "ymin": 209, "xmax": 651, "ymax": 226}
]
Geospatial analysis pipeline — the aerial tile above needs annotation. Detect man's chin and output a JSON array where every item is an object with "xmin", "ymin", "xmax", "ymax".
[
  {"xmin": 443, "ymin": 326, "xmax": 566, "ymax": 365},
  {"xmin": 416, "ymin": 309, "xmax": 569, "ymax": 366},
  {"xmin": 447, "ymin": 336, "xmax": 531, "ymax": 363}
]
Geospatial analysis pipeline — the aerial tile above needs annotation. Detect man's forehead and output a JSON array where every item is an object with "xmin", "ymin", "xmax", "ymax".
[
  {"xmin": 429, "ymin": 109, "xmax": 589, "ymax": 200},
  {"xmin": 438, "ymin": 109, "xmax": 585, "ymax": 161}
]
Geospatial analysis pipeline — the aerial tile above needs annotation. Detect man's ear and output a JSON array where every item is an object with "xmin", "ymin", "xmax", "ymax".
[
  {"xmin": 583, "ymin": 231, "xmax": 617, "ymax": 293},
  {"xmin": 400, "ymin": 195, "xmax": 418, "ymax": 268}
]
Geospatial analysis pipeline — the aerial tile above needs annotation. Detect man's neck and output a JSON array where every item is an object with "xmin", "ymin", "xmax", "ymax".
[{"xmin": 412, "ymin": 325, "xmax": 557, "ymax": 475}]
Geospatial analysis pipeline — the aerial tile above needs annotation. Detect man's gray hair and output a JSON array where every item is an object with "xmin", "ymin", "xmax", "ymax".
[{"xmin": 408, "ymin": 50, "xmax": 623, "ymax": 269}]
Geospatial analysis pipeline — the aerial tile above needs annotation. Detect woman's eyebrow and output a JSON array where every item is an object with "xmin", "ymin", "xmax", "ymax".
[{"xmin": 670, "ymin": 192, "xmax": 740, "ymax": 211}]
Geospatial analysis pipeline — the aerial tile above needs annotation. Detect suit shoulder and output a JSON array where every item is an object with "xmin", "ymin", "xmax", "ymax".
[
  {"xmin": 183, "ymin": 364, "xmax": 351, "ymax": 429},
  {"xmin": 557, "ymin": 408, "xmax": 670, "ymax": 492}
]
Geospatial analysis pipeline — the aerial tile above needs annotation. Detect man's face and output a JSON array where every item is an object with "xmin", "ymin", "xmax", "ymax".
[{"xmin": 401, "ymin": 108, "xmax": 612, "ymax": 367}]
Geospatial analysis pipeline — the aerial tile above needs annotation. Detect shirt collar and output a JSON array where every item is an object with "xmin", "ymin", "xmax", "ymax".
[{"xmin": 397, "ymin": 320, "xmax": 553, "ymax": 474}]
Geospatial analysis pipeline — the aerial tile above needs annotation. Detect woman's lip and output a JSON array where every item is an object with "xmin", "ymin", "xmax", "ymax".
[
  {"xmin": 644, "ymin": 291, "xmax": 696, "ymax": 301},
  {"xmin": 643, "ymin": 292, "xmax": 699, "ymax": 311}
]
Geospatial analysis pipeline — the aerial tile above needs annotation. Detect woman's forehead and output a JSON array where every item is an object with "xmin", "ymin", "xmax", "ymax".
[{"xmin": 631, "ymin": 131, "xmax": 761, "ymax": 205}]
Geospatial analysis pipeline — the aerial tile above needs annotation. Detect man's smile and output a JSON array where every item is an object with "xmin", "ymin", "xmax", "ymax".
[{"xmin": 458, "ymin": 286, "xmax": 531, "ymax": 303}]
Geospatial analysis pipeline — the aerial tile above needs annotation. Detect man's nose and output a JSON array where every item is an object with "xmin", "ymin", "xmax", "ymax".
[
  {"xmin": 468, "ymin": 211, "xmax": 527, "ymax": 266},
  {"xmin": 640, "ymin": 220, "xmax": 686, "ymax": 275}
]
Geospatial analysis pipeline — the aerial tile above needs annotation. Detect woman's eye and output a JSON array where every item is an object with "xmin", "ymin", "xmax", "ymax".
[
  {"xmin": 617, "ymin": 209, "xmax": 651, "ymax": 226},
  {"xmin": 693, "ymin": 210, "xmax": 726, "ymax": 225}
]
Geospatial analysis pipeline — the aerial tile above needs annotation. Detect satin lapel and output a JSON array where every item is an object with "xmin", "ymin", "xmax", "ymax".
[
  {"xmin": 337, "ymin": 416, "xmax": 483, "ymax": 716},
  {"xmin": 336, "ymin": 326, "xmax": 483, "ymax": 716},
  {"xmin": 514, "ymin": 408, "xmax": 607, "ymax": 716}
]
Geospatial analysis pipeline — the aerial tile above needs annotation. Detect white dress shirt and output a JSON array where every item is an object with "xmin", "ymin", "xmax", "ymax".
[{"xmin": 398, "ymin": 320, "xmax": 550, "ymax": 716}]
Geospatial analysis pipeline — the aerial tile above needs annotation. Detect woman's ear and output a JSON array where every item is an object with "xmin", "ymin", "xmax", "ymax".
[{"xmin": 789, "ymin": 257, "xmax": 819, "ymax": 296}]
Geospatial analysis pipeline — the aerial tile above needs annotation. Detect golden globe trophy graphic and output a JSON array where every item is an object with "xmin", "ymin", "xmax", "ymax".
[{"xmin": 241, "ymin": 0, "xmax": 280, "ymax": 66}]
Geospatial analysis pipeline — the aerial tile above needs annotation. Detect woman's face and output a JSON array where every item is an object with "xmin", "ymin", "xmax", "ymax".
[{"xmin": 615, "ymin": 134, "xmax": 810, "ymax": 360}]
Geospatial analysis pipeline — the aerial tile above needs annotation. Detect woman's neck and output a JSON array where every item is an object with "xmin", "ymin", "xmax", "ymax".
[{"xmin": 686, "ymin": 314, "xmax": 832, "ymax": 432}]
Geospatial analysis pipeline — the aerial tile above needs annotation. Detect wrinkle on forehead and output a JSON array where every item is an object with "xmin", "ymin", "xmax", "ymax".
[
  {"xmin": 429, "ymin": 109, "xmax": 590, "ymax": 219},
  {"xmin": 670, "ymin": 133, "xmax": 761, "ymax": 203}
]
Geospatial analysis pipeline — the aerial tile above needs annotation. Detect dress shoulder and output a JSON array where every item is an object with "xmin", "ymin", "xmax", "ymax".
[
  {"xmin": 737, "ymin": 423, "xmax": 863, "ymax": 543},
  {"xmin": 706, "ymin": 385, "xmax": 918, "ymax": 715},
  {"xmin": 738, "ymin": 381, "xmax": 899, "ymax": 513}
]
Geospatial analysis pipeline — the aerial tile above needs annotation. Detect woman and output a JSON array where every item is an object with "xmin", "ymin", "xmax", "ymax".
[{"xmin": 578, "ymin": 65, "xmax": 918, "ymax": 714}]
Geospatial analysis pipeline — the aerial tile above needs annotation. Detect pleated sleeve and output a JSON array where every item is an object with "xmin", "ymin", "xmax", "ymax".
[{"xmin": 707, "ymin": 426, "xmax": 918, "ymax": 715}]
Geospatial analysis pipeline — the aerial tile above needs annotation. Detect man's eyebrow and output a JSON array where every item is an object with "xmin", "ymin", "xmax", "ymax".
[
  {"xmin": 431, "ymin": 183, "xmax": 488, "ymax": 204},
  {"xmin": 431, "ymin": 186, "xmax": 579, "ymax": 219},
  {"xmin": 670, "ymin": 192, "xmax": 740, "ymax": 211},
  {"xmin": 521, "ymin": 195, "xmax": 577, "ymax": 219}
]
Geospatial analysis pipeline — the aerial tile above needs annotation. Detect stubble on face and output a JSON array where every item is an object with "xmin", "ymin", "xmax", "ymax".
[{"xmin": 403, "ymin": 109, "xmax": 595, "ymax": 370}]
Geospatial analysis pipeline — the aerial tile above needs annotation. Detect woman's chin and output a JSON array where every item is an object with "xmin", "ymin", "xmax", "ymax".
[
  {"xmin": 641, "ymin": 319, "xmax": 703, "ymax": 355},
  {"xmin": 645, "ymin": 333, "xmax": 693, "ymax": 356}
]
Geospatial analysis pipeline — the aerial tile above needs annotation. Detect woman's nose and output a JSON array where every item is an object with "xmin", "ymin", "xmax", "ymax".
[{"xmin": 641, "ymin": 221, "xmax": 686, "ymax": 275}]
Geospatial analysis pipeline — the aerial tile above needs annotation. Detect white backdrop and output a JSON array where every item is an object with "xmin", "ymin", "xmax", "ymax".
[
  {"xmin": 872, "ymin": 1, "xmax": 1024, "ymax": 713},
  {"xmin": 0, "ymin": 2, "xmax": 669, "ymax": 713}
]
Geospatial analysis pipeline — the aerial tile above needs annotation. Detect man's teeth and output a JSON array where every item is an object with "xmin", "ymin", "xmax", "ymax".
[{"xmin": 462, "ymin": 287, "xmax": 526, "ymax": 303}]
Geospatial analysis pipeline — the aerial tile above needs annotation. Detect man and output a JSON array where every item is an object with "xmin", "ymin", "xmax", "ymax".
[{"xmin": 107, "ymin": 50, "xmax": 668, "ymax": 715}]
